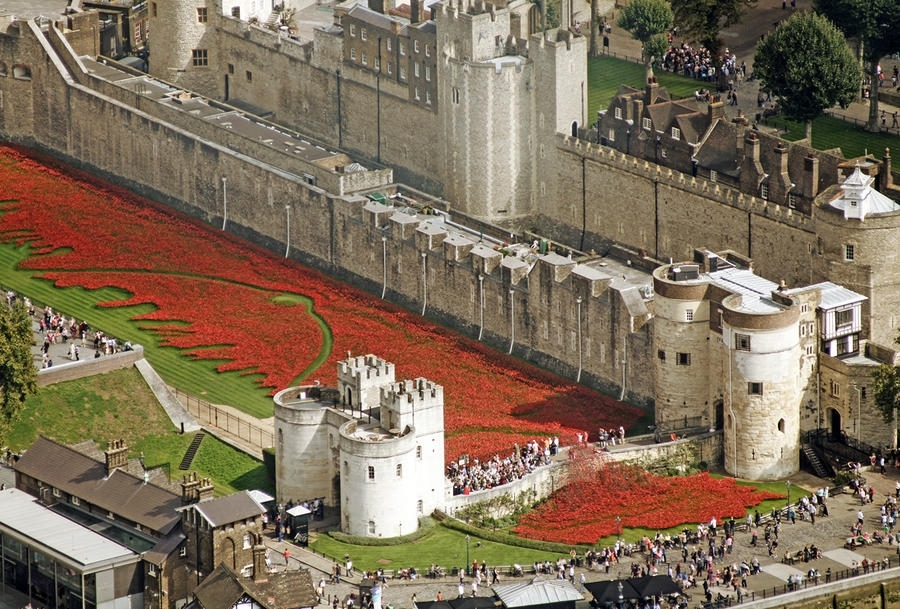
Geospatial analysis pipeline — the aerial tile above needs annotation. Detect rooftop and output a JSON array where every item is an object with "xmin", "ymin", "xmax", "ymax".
[{"xmin": 0, "ymin": 488, "xmax": 137, "ymax": 570}]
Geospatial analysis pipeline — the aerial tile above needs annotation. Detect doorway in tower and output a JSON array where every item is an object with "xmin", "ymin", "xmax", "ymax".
[
  {"xmin": 829, "ymin": 408, "xmax": 843, "ymax": 442},
  {"xmin": 714, "ymin": 400, "xmax": 724, "ymax": 430},
  {"xmin": 345, "ymin": 387, "xmax": 353, "ymax": 408}
]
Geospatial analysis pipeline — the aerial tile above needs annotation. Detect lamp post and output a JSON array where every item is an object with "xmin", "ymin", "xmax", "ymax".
[
  {"xmin": 465, "ymin": 534, "xmax": 470, "ymax": 576},
  {"xmin": 786, "ymin": 480, "xmax": 791, "ymax": 507},
  {"xmin": 617, "ymin": 581, "xmax": 624, "ymax": 602},
  {"xmin": 616, "ymin": 516, "xmax": 622, "ymax": 540}
]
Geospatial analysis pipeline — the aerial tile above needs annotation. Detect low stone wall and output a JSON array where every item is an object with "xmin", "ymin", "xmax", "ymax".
[
  {"xmin": 36, "ymin": 345, "xmax": 144, "ymax": 386},
  {"xmin": 442, "ymin": 432, "xmax": 724, "ymax": 516}
]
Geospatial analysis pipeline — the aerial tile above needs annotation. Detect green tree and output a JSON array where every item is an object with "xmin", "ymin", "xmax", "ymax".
[
  {"xmin": 813, "ymin": 0, "xmax": 900, "ymax": 132},
  {"xmin": 616, "ymin": 0, "xmax": 674, "ymax": 65},
  {"xmin": 0, "ymin": 302, "xmax": 38, "ymax": 442},
  {"xmin": 668, "ymin": 0, "xmax": 754, "ymax": 60},
  {"xmin": 872, "ymin": 363, "xmax": 900, "ymax": 427},
  {"xmin": 753, "ymin": 11, "xmax": 860, "ymax": 140}
]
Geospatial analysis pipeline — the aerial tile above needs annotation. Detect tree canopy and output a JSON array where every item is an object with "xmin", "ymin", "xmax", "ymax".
[
  {"xmin": 669, "ymin": 0, "xmax": 753, "ymax": 60},
  {"xmin": 872, "ymin": 363, "xmax": 900, "ymax": 425},
  {"xmin": 0, "ymin": 301, "xmax": 37, "ymax": 443},
  {"xmin": 617, "ymin": 0, "xmax": 673, "ymax": 64},
  {"xmin": 813, "ymin": 0, "xmax": 900, "ymax": 131},
  {"xmin": 753, "ymin": 11, "xmax": 861, "ymax": 139}
]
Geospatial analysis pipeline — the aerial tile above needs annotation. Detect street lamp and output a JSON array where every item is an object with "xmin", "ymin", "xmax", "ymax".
[
  {"xmin": 465, "ymin": 534, "xmax": 470, "ymax": 576},
  {"xmin": 786, "ymin": 481, "xmax": 791, "ymax": 507},
  {"xmin": 616, "ymin": 516, "xmax": 622, "ymax": 540}
]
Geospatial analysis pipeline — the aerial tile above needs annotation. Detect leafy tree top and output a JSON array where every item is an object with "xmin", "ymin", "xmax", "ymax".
[
  {"xmin": 617, "ymin": 0, "xmax": 674, "ymax": 45},
  {"xmin": 669, "ymin": 0, "xmax": 753, "ymax": 60},
  {"xmin": 753, "ymin": 11, "xmax": 861, "ymax": 124},
  {"xmin": 813, "ymin": 0, "xmax": 900, "ymax": 64},
  {"xmin": 0, "ymin": 302, "xmax": 38, "ymax": 443}
]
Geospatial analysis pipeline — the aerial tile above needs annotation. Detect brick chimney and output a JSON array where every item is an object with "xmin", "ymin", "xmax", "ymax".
[
  {"xmin": 197, "ymin": 477, "xmax": 215, "ymax": 502},
  {"xmin": 252, "ymin": 545, "xmax": 269, "ymax": 583},
  {"xmin": 772, "ymin": 141, "xmax": 792, "ymax": 203},
  {"xmin": 708, "ymin": 96, "xmax": 725, "ymax": 121},
  {"xmin": 181, "ymin": 472, "xmax": 200, "ymax": 505},
  {"xmin": 105, "ymin": 439, "xmax": 128, "ymax": 476},
  {"xmin": 802, "ymin": 153, "xmax": 819, "ymax": 199},
  {"xmin": 741, "ymin": 131, "xmax": 764, "ymax": 193},
  {"xmin": 410, "ymin": 0, "xmax": 427, "ymax": 23},
  {"xmin": 645, "ymin": 74, "xmax": 659, "ymax": 103}
]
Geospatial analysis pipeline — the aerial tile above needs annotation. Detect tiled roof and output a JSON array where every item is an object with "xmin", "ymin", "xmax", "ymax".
[
  {"xmin": 190, "ymin": 563, "xmax": 318, "ymax": 609},
  {"xmin": 15, "ymin": 437, "xmax": 182, "ymax": 535}
]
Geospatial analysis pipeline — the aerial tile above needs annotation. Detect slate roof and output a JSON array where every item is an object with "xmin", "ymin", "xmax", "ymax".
[
  {"xmin": 189, "ymin": 562, "xmax": 318, "ymax": 609},
  {"xmin": 193, "ymin": 491, "xmax": 266, "ymax": 528},
  {"xmin": 15, "ymin": 436, "xmax": 182, "ymax": 536}
]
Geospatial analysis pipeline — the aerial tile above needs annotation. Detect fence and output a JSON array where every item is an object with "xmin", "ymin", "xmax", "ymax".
[{"xmin": 172, "ymin": 388, "xmax": 274, "ymax": 449}]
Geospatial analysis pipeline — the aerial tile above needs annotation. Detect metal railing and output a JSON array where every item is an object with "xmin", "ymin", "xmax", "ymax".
[{"xmin": 173, "ymin": 388, "xmax": 274, "ymax": 449}]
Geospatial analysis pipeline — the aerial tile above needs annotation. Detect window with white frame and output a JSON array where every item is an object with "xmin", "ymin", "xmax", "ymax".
[
  {"xmin": 735, "ymin": 333, "xmax": 751, "ymax": 351},
  {"xmin": 614, "ymin": 107, "xmax": 622, "ymax": 119},
  {"xmin": 685, "ymin": 309, "xmax": 694, "ymax": 322},
  {"xmin": 844, "ymin": 244, "xmax": 855, "ymax": 261},
  {"xmin": 671, "ymin": 126, "xmax": 680, "ymax": 139},
  {"xmin": 760, "ymin": 182, "xmax": 769, "ymax": 200},
  {"xmin": 349, "ymin": 24, "xmax": 356, "ymax": 37},
  {"xmin": 642, "ymin": 117, "xmax": 652, "ymax": 130},
  {"xmin": 360, "ymin": 27, "xmax": 367, "ymax": 40}
]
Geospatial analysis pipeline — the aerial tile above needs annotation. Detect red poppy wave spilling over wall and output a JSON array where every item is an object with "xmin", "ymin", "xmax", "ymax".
[{"xmin": 514, "ymin": 457, "xmax": 784, "ymax": 545}]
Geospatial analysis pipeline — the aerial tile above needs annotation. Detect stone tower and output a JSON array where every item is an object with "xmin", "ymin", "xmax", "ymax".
[
  {"xmin": 720, "ymin": 294, "xmax": 800, "ymax": 480},
  {"xmin": 435, "ymin": 0, "xmax": 585, "ymax": 222},
  {"xmin": 652, "ymin": 263, "xmax": 713, "ymax": 429},
  {"xmin": 274, "ymin": 354, "xmax": 444, "ymax": 537},
  {"xmin": 148, "ymin": 0, "xmax": 220, "ymax": 92}
]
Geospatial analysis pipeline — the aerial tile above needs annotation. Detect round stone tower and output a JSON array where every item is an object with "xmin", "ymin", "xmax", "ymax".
[
  {"xmin": 721, "ymin": 294, "xmax": 800, "ymax": 480},
  {"xmin": 652, "ymin": 263, "xmax": 713, "ymax": 429},
  {"xmin": 148, "ymin": 0, "xmax": 218, "ymax": 91},
  {"xmin": 273, "ymin": 384, "xmax": 339, "ymax": 506}
]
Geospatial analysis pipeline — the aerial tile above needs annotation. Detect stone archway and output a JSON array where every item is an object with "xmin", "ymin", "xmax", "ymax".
[{"xmin": 829, "ymin": 408, "xmax": 843, "ymax": 442}]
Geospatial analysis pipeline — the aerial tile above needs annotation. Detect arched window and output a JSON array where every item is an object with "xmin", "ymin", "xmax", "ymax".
[{"xmin": 777, "ymin": 418, "xmax": 785, "ymax": 433}]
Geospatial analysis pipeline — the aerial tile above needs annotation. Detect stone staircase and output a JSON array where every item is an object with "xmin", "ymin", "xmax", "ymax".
[
  {"xmin": 179, "ymin": 432, "xmax": 205, "ymax": 470},
  {"xmin": 801, "ymin": 442, "xmax": 834, "ymax": 479}
]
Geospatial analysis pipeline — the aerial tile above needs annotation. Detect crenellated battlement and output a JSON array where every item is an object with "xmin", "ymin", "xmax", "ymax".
[
  {"xmin": 556, "ymin": 135, "xmax": 814, "ymax": 233},
  {"xmin": 381, "ymin": 378, "xmax": 443, "ymax": 407}
]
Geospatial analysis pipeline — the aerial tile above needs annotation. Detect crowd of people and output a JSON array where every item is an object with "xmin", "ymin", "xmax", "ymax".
[
  {"xmin": 4, "ymin": 288, "xmax": 132, "ymax": 368},
  {"xmin": 447, "ymin": 439, "xmax": 554, "ymax": 495}
]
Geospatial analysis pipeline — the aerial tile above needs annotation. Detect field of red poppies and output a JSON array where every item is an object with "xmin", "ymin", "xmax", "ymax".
[
  {"xmin": 0, "ymin": 146, "xmax": 645, "ymax": 463},
  {"xmin": 514, "ymin": 454, "xmax": 784, "ymax": 544}
]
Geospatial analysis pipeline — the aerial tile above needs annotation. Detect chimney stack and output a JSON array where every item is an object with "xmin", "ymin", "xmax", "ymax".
[
  {"xmin": 105, "ymin": 439, "xmax": 128, "ymax": 476},
  {"xmin": 252, "ymin": 545, "xmax": 269, "ymax": 583},
  {"xmin": 181, "ymin": 472, "xmax": 200, "ymax": 505},
  {"xmin": 802, "ymin": 153, "xmax": 819, "ymax": 199},
  {"xmin": 197, "ymin": 477, "xmax": 215, "ymax": 502},
  {"xmin": 708, "ymin": 96, "xmax": 725, "ymax": 121}
]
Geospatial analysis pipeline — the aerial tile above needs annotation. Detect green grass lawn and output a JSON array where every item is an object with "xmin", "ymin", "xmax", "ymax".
[
  {"xmin": 765, "ymin": 113, "xmax": 900, "ymax": 160},
  {"xmin": 9, "ymin": 366, "xmax": 274, "ymax": 496},
  {"xmin": 0, "ymin": 241, "xmax": 276, "ymax": 416},
  {"xmin": 310, "ymin": 523, "xmax": 560, "ymax": 574}
]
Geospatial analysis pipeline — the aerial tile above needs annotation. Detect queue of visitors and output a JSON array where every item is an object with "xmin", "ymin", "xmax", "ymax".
[{"xmin": 448, "ymin": 439, "xmax": 553, "ymax": 495}]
